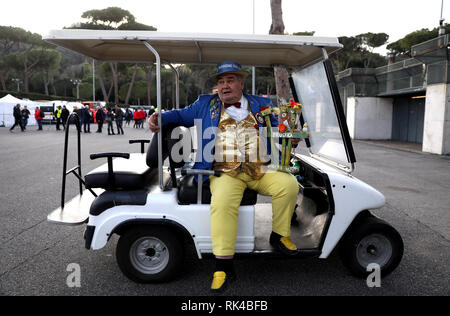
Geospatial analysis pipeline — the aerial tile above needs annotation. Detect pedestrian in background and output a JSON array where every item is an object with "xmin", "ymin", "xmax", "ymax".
[
  {"xmin": 148, "ymin": 106, "xmax": 155, "ymax": 117},
  {"xmin": 35, "ymin": 106, "xmax": 44, "ymax": 131},
  {"xmin": 106, "ymin": 107, "xmax": 115, "ymax": 135},
  {"xmin": 133, "ymin": 108, "xmax": 138, "ymax": 128},
  {"xmin": 125, "ymin": 107, "xmax": 132, "ymax": 126},
  {"xmin": 74, "ymin": 105, "xmax": 84, "ymax": 128},
  {"xmin": 21, "ymin": 105, "xmax": 31, "ymax": 130},
  {"xmin": 54, "ymin": 106, "xmax": 62, "ymax": 131},
  {"xmin": 115, "ymin": 105, "xmax": 124, "ymax": 135},
  {"xmin": 10, "ymin": 104, "xmax": 24, "ymax": 132},
  {"xmin": 95, "ymin": 106, "xmax": 105, "ymax": 133},
  {"xmin": 81, "ymin": 105, "xmax": 91, "ymax": 133},
  {"xmin": 61, "ymin": 105, "xmax": 70, "ymax": 130},
  {"xmin": 139, "ymin": 108, "xmax": 147, "ymax": 128}
]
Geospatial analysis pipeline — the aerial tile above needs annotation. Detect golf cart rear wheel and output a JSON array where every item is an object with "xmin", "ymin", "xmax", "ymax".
[
  {"xmin": 116, "ymin": 226, "xmax": 183, "ymax": 283},
  {"xmin": 339, "ymin": 217, "xmax": 403, "ymax": 278}
]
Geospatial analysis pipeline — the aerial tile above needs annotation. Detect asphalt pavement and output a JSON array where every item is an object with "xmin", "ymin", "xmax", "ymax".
[{"xmin": 0, "ymin": 123, "xmax": 449, "ymax": 296}]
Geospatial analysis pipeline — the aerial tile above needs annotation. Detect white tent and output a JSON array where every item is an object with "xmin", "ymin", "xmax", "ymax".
[
  {"xmin": 0, "ymin": 94, "xmax": 23, "ymax": 103},
  {"xmin": 0, "ymin": 94, "xmax": 39, "ymax": 127}
]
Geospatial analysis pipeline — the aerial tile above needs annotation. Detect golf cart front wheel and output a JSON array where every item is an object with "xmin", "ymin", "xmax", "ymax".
[
  {"xmin": 116, "ymin": 226, "xmax": 183, "ymax": 283},
  {"xmin": 339, "ymin": 217, "xmax": 404, "ymax": 278}
]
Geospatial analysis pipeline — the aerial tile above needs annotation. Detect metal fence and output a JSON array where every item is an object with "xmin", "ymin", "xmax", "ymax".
[
  {"xmin": 376, "ymin": 60, "xmax": 426, "ymax": 95},
  {"xmin": 337, "ymin": 58, "xmax": 427, "ymax": 99},
  {"xmin": 412, "ymin": 35, "xmax": 449, "ymax": 62}
]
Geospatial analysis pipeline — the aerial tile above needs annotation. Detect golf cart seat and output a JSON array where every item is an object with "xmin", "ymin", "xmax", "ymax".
[
  {"xmin": 84, "ymin": 153, "xmax": 153, "ymax": 191},
  {"xmin": 84, "ymin": 138, "xmax": 154, "ymax": 191},
  {"xmin": 85, "ymin": 124, "xmax": 188, "ymax": 191}
]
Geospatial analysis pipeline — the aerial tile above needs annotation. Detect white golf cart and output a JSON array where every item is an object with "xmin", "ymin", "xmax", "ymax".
[{"xmin": 46, "ymin": 30, "xmax": 403, "ymax": 283}]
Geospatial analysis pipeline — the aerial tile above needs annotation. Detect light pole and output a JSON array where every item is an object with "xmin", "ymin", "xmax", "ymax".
[
  {"xmin": 71, "ymin": 79, "xmax": 82, "ymax": 100},
  {"xmin": 92, "ymin": 59, "xmax": 96, "ymax": 102},
  {"xmin": 252, "ymin": 0, "xmax": 256, "ymax": 95},
  {"xmin": 11, "ymin": 78, "xmax": 22, "ymax": 92},
  {"xmin": 439, "ymin": 0, "xmax": 446, "ymax": 36}
]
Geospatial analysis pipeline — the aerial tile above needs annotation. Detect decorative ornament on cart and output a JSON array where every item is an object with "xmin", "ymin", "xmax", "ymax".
[{"xmin": 260, "ymin": 98, "xmax": 310, "ymax": 174}]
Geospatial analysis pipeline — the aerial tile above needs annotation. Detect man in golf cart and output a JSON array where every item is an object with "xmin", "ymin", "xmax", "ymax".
[{"xmin": 148, "ymin": 61, "xmax": 302, "ymax": 293}]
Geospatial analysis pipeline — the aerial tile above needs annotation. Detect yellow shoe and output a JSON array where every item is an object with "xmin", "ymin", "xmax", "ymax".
[
  {"xmin": 210, "ymin": 271, "xmax": 235, "ymax": 294},
  {"xmin": 270, "ymin": 232, "xmax": 300, "ymax": 256}
]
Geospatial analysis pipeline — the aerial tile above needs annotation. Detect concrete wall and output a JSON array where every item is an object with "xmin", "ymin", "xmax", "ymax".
[
  {"xmin": 346, "ymin": 97, "xmax": 393, "ymax": 140},
  {"xmin": 422, "ymin": 84, "xmax": 450, "ymax": 155}
]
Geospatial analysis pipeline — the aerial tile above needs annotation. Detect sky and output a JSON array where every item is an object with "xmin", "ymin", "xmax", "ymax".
[{"xmin": 2, "ymin": 0, "xmax": 448, "ymax": 54}]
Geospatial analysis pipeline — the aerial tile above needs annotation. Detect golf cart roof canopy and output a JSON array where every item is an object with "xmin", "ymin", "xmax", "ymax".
[{"xmin": 44, "ymin": 30, "xmax": 342, "ymax": 67}]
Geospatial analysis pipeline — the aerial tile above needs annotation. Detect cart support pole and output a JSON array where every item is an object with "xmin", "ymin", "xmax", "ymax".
[
  {"xmin": 321, "ymin": 48, "xmax": 329, "ymax": 60},
  {"xmin": 61, "ymin": 113, "xmax": 83, "ymax": 210},
  {"xmin": 167, "ymin": 63, "xmax": 180, "ymax": 110},
  {"xmin": 143, "ymin": 41, "xmax": 164, "ymax": 190}
]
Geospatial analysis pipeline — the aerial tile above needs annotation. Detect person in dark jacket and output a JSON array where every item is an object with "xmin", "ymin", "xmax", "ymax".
[
  {"xmin": 73, "ymin": 105, "xmax": 82, "ymax": 126},
  {"xmin": 95, "ymin": 106, "xmax": 105, "ymax": 133},
  {"xmin": 21, "ymin": 105, "xmax": 31, "ymax": 130},
  {"xmin": 114, "ymin": 105, "xmax": 124, "ymax": 135},
  {"xmin": 148, "ymin": 106, "xmax": 155, "ymax": 117},
  {"xmin": 105, "ymin": 107, "xmax": 115, "ymax": 135},
  {"xmin": 61, "ymin": 105, "xmax": 70, "ymax": 130},
  {"xmin": 81, "ymin": 105, "xmax": 91, "ymax": 133},
  {"xmin": 125, "ymin": 107, "xmax": 132, "ymax": 126},
  {"xmin": 10, "ymin": 104, "xmax": 24, "ymax": 132}
]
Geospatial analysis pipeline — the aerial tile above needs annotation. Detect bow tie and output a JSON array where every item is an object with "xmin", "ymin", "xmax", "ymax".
[{"xmin": 224, "ymin": 102, "xmax": 241, "ymax": 109}]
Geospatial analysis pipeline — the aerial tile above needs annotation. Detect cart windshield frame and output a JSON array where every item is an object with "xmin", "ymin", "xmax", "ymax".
[{"xmin": 290, "ymin": 57, "xmax": 356, "ymax": 172}]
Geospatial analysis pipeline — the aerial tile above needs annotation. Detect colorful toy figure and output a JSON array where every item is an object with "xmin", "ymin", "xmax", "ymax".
[
  {"xmin": 302, "ymin": 123, "xmax": 309, "ymax": 133},
  {"xmin": 260, "ymin": 99, "xmax": 310, "ymax": 174}
]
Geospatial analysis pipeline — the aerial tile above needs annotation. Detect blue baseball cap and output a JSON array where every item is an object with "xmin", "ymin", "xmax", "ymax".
[{"xmin": 210, "ymin": 61, "xmax": 249, "ymax": 83}]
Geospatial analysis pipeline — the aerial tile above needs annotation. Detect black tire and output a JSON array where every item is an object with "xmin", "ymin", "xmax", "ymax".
[
  {"xmin": 116, "ymin": 226, "xmax": 183, "ymax": 283},
  {"xmin": 339, "ymin": 216, "xmax": 404, "ymax": 278}
]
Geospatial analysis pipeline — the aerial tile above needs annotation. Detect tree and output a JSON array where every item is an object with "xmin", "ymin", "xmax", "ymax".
[
  {"xmin": 76, "ymin": 82, "xmax": 93, "ymax": 100},
  {"xmin": 4, "ymin": 48, "xmax": 47, "ymax": 93},
  {"xmin": 109, "ymin": 62, "xmax": 120, "ymax": 103},
  {"xmin": 358, "ymin": 32, "xmax": 389, "ymax": 67},
  {"xmin": 330, "ymin": 33, "xmax": 389, "ymax": 72},
  {"xmin": 68, "ymin": 7, "xmax": 157, "ymax": 103},
  {"xmin": 119, "ymin": 22, "xmax": 157, "ymax": 31},
  {"xmin": 140, "ymin": 64, "xmax": 154, "ymax": 105},
  {"xmin": 92, "ymin": 61, "xmax": 109, "ymax": 102},
  {"xmin": 269, "ymin": 0, "xmax": 291, "ymax": 104},
  {"xmin": 254, "ymin": 67, "xmax": 276, "ymax": 96},
  {"xmin": 72, "ymin": 6, "xmax": 156, "ymax": 32},
  {"xmin": 333, "ymin": 36, "xmax": 363, "ymax": 70},
  {"xmin": 360, "ymin": 32, "xmax": 389, "ymax": 50},
  {"xmin": 81, "ymin": 7, "xmax": 136, "ymax": 29},
  {"xmin": 34, "ymin": 49, "xmax": 62, "ymax": 95},
  {"xmin": 124, "ymin": 64, "xmax": 143, "ymax": 105},
  {"xmin": 0, "ymin": 26, "xmax": 49, "ymax": 90}
]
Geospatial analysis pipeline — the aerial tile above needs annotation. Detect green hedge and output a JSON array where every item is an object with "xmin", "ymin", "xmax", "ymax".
[{"xmin": 0, "ymin": 90, "xmax": 78, "ymax": 102}]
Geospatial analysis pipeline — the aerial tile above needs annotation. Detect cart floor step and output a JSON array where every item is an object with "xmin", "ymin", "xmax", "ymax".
[{"xmin": 47, "ymin": 189, "xmax": 103, "ymax": 226}]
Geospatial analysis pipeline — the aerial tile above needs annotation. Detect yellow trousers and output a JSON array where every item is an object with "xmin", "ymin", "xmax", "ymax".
[{"xmin": 209, "ymin": 171, "xmax": 299, "ymax": 256}]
